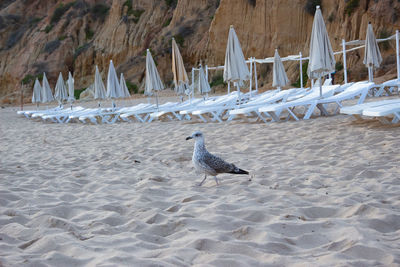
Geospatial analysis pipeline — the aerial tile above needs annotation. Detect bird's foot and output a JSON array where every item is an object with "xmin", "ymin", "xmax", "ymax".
[
  {"xmin": 214, "ymin": 176, "xmax": 219, "ymax": 185},
  {"xmin": 249, "ymin": 173, "xmax": 255, "ymax": 181}
]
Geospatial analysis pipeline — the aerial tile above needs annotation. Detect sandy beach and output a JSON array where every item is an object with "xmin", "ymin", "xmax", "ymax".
[{"xmin": 1, "ymin": 99, "xmax": 400, "ymax": 266}]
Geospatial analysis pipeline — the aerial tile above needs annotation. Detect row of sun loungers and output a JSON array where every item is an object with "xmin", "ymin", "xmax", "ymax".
[{"xmin": 18, "ymin": 79, "xmax": 400, "ymax": 125}]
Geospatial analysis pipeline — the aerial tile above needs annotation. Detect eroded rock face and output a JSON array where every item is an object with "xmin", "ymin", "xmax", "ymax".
[{"xmin": 0, "ymin": 0, "xmax": 399, "ymax": 103}]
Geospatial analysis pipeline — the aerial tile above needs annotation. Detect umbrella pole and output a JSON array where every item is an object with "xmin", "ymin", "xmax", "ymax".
[
  {"xmin": 254, "ymin": 60, "xmax": 258, "ymax": 92},
  {"xmin": 155, "ymin": 91, "xmax": 159, "ymax": 111},
  {"xmin": 342, "ymin": 39, "xmax": 348, "ymax": 84},
  {"xmin": 236, "ymin": 83, "xmax": 241, "ymax": 107},
  {"xmin": 299, "ymin": 52, "xmax": 303, "ymax": 90},
  {"xmin": 20, "ymin": 82, "xmax": 23, "ymax": 111},
  {"xmin": 249, "ymin": 57, "xmax": 253, "ymax": 97},
  {"xmin": 319, "ymin": 77, "xmax": 322, "ymax": 98},
  {"xmin": 368, "ymin": 65, "xmax": 371, "ymax": 82},
  {"xmin": 36, "ymin": 103, "xmax": 39, "ymax": 110},
  {"xmin": 228, "ymin": 82, "xmax": 230, "ymax": 94},
  {"xmin": 396, "ymin": 30, "xmax": 400, "ymax": 81}
]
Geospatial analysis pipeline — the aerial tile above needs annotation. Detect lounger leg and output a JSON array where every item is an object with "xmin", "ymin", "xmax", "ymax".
[
  {"xmin": 111, "ymin": 115, "xmax": 119, "ymax": 124},
  {"xmin": 333, "ymin": 102, "xmax": 343, "ymax": 115},
  {"xmin": 172, "ymin": 112, "xmax": 182, "ymax": 120},
  {"xmin": 211, "ymin": 112, "xmax": 223, "ymax": 123},
  {"xmin": 143, "ymin": 114, "xmax": 150, "ymax": 122},
  {"xmin": 135, "ymin": 115, "xmax": 144, "ymax": 123},
  {"xmin": 287, "ymin": 108, "xmax": 299, "ymax": 121},
  {"xmin": 197, "ymin": 114, "xmax": 207, "ymax": 123},
  {"xmin": 357, "ymin": 90, "xmax": 369, "ymax": 104},
  {"xmin": 316, "ymin": 103, "xmax": 329, "ymax": 116},
  {"xmin": 378, "ymin": 117, "xmax": 391, "ymax": 125},
  {"xmin": 255, "ymin": 111, "xmax": 267, "ymax": 123},
  {"xmin": 392, "ymin": 112, "xmax": 400, "ymax": 123},
  {"xmin": 303, "ymin": 103, "xmax": 316, "ymax": 120},
  {"xmin": 227, "ymin": 114, "xmax": 235, "ymax": 122},
  {"xmin": 267, "ymin": 111, "xmax": 280, "ymax": 122}
]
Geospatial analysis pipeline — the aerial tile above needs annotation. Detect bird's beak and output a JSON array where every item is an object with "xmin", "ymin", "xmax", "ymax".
[{"xmin": 186, "ymin": 136, "xmax": 192, "ymax": 140}]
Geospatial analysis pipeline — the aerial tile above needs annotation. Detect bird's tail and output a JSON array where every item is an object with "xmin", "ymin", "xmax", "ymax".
[{"xmin": 229, "ymin": 166, "xmax": 249, "ymax": 175}]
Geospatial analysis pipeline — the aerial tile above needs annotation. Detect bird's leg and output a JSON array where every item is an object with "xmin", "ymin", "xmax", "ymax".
[
  {"xmin": 198, "ymin": 175, "xmax": 207, "ymax": 186},
  {"xmin": 214, "ymin": 176, "xmax": 219, "ymax": 185}
]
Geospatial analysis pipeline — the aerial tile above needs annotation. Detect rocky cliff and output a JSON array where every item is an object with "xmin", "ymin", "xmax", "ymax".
[{"xmin": 0, "ymin": 0, "xmax": 399, "ymax": 104}]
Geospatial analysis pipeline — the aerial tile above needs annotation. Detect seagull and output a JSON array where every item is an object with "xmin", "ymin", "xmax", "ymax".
[{"xmin": 186, "ymin": 131, "xmax": 249, "ymax": 186}]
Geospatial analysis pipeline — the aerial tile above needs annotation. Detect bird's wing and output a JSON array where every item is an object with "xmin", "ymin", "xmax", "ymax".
[{"xmin": 201, "ymin": 151, "xmax": 234, "ymax": 174}]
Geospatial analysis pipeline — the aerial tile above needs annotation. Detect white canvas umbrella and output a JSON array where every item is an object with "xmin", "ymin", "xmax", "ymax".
[
  {"xmin": 67, "ymin": 72, "xmax": 75, "ymax": 106},
  {"xmin": 54, "ymin": 72, "xmax": 68, "ymax": 106},
  {"xmin": 145, "ymin": 49, "xmax": 164, "ymax": 109},
  {"xmin": 223, "ymin": 25, "xmax": 250, "ymax": 104},
  {"xmin": 272, "ymin": 49, "xmax": 289, "ymax": 91},
  {"xmin": 307, "ymin": 6, "xmax": 335, "ymax": 97},
  {"xmin": 172, "ymin": 37, "xmax": 189, "ymax": 98},
  {"xmin": 106, "ymin": 60, "xmax": 121, "ymax": 108},
  {"xmin": 41, "ymin": 73, "xmax": 54, "ymax": 104},
  {"xmin": 94, "ymin": 65, "xmax": 106, "ymax": 107},
  {"xmin": 32, "ymin": 78, "xmax": 41, "ymax": 109},
  {"xmin": 363, "ymin": 22, "xmax": 382, "ymax": 82},
  {"xmin": 198, "ymin": 65, "xmax": 211, "ymax": 99},
  {"xmin": 119, "ymin": 73, "xmax": 131, "ymax": 98}
]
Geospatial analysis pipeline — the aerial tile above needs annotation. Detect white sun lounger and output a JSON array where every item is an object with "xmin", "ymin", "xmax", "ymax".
[
  {"xmin": 362, "ymin": 102, "xmax": 400, "ymax": 124},
  {"xmin": 305, "ymin": 82, "xmax": 373, "ymax": 117},
  {"xmin": 119, "ymin": 102, "xmax": 180, "ymax": 123},
  {"xmin": 17, "ymin": 106, "xmax": 62, "ymax": 118},
  {"xmin": 40, "ymin": 106, "xmax": 87, "ymax": 123},
  {"xmin": 184, "ymin": 94, "xmax": 242, "ymax": 122},
  {"xmin": 186, "ymin": 90, "xmax": 277, "ymax": 123},
  {"xmin": 148, "ymin": 98, "xmax": 204, "ymax": 122},
  {"xmin": 227, "ymin": 89, "xmax": 299, "ymax": 122},
  {"xmin": 80, "ymin": 103, "xmax": 156, "ymax": 124},
  {"xmin": 64, "ymin": 107, "xmax": 111, "ymax": 123},
  {"xmin": 258, "ymin": 85, "xmax": 340, "ymax": 122},
  {"xmin": 340, "ymin": 99, "xmax": 400, "ymax": 120},
  {"xmin": 30, "ymin": 106, "xmax": 84, "ymax": 121},
  {"xmin": 179, "ymin": 92, "xmax": 241, "ymax": 120},
  {"xmin": 374, "ymin": 79, "xmax": 400, "ymax": 97}
]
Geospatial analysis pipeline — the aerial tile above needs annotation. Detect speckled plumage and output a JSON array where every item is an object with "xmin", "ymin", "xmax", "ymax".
[{"xmin": 186, "ymin": 131, "xmax": 249, "ymax": 186}]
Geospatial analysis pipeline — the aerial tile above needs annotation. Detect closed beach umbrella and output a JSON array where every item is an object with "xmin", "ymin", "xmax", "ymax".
[
  {"xmin": 272, "ymin": 49, "xmax": 289, "ymax": 91},
  {"xmin": 198, "ymin": 65, "xmax": 211, "ymax": 97},
  {"xmin": 54, "ymin": 72, "xmax": 68, "ymax": 106},
  {"xmin": 32, "ymin": 78, "xmax": 41, "ymax": 104},
  {"xmin": 94, "ymin": 65, "xmax": 106, "ymax": 103},
  {"xmin": 307, "ymin": 5, "xmax": 335, "ymax": 97},
  {"xmin": 106, "ymin": 60, "xmax": 121, "ymax": 108},
  {"xmin": 41, "ymin": 73, "xmax": 54, "ymax": 103},
  {"xmin": 363, "ymin": 22, "xmax": 382, "ymax": 82},
  {"xmin": 223, "ymin": 25, "xmax": 250, "ymax": 104},
  {"xmin": 145, "ymin": 49, "xmax": 164, "ymax": 109},
  {"xmin": 119, "ymin": 73, "xmax": 131, "ymax": 98},
  {"xmin": 172, "ymin": 37, "xmax": 189, "ymax": 96},
  {"xmin": 32, "ymin": 78, "xmax": 42, "ymax": 109},
  {"xmin": 67, "ymin": 72, "xmax": 75, "ymax": 103}
]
